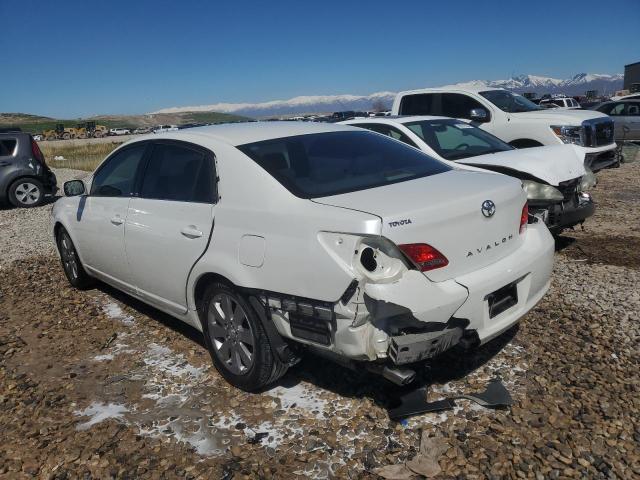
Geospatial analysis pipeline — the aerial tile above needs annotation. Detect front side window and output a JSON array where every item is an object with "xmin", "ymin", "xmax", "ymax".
[
  {"xmin": 0, "ymin": 139, "xmax": 17, "ymax": 157},
  {"xmin": 91, "ymin": 144, "xmax": 147, "ymax": 197},
  {"xmin": 404, "ymin": 119, "xmax": 512, "ymax": 160},
  {"xmin": 440, "ymin": 93, "xmax": 487, "ymax": 120},
  {"xmin": 237, "ymin": 131, "xmax": 450, "ymax": 198},
  {"xmin": 599, "ymin": 103, "xmax": 625, "ymax": 116},
  {"xmin": 140, "ymin": 143, "xmax": 215, "ymax": 203},
  {"xmin": 480, "ymin": 90, "xmax": 542, "ymax": 113}
]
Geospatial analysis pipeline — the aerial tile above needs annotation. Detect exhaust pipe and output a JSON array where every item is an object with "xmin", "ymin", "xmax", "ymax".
[
  {"xmin": 382, "ymin": 366, "xmax": 416, "ymax": 386},
  {"xmin": 365, "ymin": 364, "xmax": 416, "ymax": 386}
]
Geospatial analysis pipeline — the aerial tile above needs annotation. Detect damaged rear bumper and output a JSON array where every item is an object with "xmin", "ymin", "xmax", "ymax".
[{"xmin": 265, "ymin": 223, "xmax": 554, "ymax": 369}]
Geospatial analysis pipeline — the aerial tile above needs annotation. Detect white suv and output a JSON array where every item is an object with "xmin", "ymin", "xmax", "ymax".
[
  {"xmin": 109, "ymin": 128, "xmax": 131, "ymax": 136},
  {"xmin": 392, "ymin": 87, "xmax": 618, "ymax": 171},
  {"xmin": 51, "ymin": 122, "xmax": 554, "ymax": 391}
]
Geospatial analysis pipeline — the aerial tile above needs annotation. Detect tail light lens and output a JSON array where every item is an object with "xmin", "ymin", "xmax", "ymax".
[
  {"xmin": 520, "ymin": 203, "xmax": 528, "ymax": 234},
  {"xmin": 31, "ymin": 138, "xmax": 47, "ymax": 166},
  {"xmin": 398, "ymin": 243, "xmax": 449, "ymax": 272}
]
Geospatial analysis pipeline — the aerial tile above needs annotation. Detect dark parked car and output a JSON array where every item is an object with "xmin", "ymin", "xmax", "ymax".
[
  {"xmin": 0, "ymin": 132, "xmax": 57, "ymax": 207},
  {"xmin": 593, "ymin": 100, "xmax": 640, "ymax": 141}
]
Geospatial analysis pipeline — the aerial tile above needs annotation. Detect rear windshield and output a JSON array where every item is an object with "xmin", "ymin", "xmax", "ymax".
[{"xmin": 237, "ymin": 131, "xmax": 450, "ymax": 198}]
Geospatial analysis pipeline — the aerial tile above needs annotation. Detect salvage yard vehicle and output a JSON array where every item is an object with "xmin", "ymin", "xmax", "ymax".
[
  {"xmin": 0, "ymin": 132, "xmax": 57, "ymax": 207},
  {"xmin": 341, "ymin": 116, "xmax": 596, "ymax": 232},
  {"xmin": 109, "ymin": 128, "xmax": 131, "ymax": 136},
  {"xmin": 593, "ymin": 100, "xmax": 640, "ymax": 141},
  {"xmin": 52, "ymin": 122, "xmax": 554, "ymax": 391},
  {"xmin": 153, "ymin": 124, "xmax": 179, "ymax": 133},
  {"xmin": 392, "ymin": 87, "xmax": 618, "ymax": 171},
  {"xmin": 539, "ymin": 97, "xmax": 580, "ymax": 110}
]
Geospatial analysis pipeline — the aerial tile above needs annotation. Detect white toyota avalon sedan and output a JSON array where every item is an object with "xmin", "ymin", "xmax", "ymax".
[{"xmin": 51, "ymin": 122, "xmax": 554, "ymax": 391}]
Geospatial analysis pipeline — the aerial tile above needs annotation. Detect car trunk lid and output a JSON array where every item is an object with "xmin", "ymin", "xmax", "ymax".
[{"xmin": 313, "ymin": 169, "xmax": 527, "ymax": 282}]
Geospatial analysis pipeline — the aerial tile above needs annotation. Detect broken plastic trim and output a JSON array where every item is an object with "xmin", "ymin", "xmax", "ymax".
[
  {"xmin": 387, "ymin": 378, "xmax": 513, "ymax": 420},
  {"xmin": 252, "ymin": 289, "xmax": 337, "ymax": 347}
]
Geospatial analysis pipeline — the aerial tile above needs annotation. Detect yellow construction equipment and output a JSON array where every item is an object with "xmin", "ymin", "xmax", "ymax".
[{"xmin": 42, "ymin": 121, "xmax": 108, "ymax": 140}]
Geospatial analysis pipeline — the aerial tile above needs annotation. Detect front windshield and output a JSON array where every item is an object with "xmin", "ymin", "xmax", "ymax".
[
  {"xmin": 404, "ymin": 119, "xmax": 513, "ymax": 160},
  {"xmin": 237, "ymin": 131, "xmax": 451, "ymax": 198},
  {"xmin": 480, "ymin": 90, "xmax": 542, "ymax": 113}
]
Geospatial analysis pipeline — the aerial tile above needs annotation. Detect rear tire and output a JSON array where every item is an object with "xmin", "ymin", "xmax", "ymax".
[
  {"xmin": 8, "ymin": 178, "xmax": 45, "ymax": 208},
  {"xmin": 56, "ymin": 228, "xmax": 94, "ymax": 289},
  {"xmin": 201, "ymin": 282, "xmax": 287, "ymax": 391}
]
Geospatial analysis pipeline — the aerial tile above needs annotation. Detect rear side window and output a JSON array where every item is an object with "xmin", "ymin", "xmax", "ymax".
[
  {"xmin": 399, "ymin": 93, "xmax": 486, "ymax": 120},
  {"xmin": 237, "ymin": 131, "xmax": 450, "ymax": 198},
  {"xmin": 0, "ymin": 139, "xmax": 17, "ymax": 156},
  {"xmin": 91, "ymin": 144, "xmax": 147, "ymax": 197},
  {"xmin": 399, "ymin": 93, "xmax": 436, "ymax": 115},
  {"xmin": 140, "ymin": 143, "xmax": 215, "ymax": 203},
  {"xmin": 625, "ymin": 103, "xmax": 640, "ymax": 116},
  {"xmin": 355, "ymin": 123, "xmax": 418, "ymax": 148}
]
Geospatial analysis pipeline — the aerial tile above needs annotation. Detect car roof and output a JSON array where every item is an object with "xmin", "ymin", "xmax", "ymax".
[
  {"xmin": 344, "ymin": 115, "xmax": 455, "ymax": 125},
  {"xmin": 157, "ymin": 121, "xmax": 360, "ymax": 146},
  {"xmin": 397, "ymin": 86, "xmax": 506, "ymax": 95}
]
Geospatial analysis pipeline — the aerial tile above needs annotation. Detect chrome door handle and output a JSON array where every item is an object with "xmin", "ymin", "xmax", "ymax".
[
  {"xmin": 181, "ymin": 226, "xmax": 203, "ymax": 239},
  {"xmin": 110, "ymin": 215, "xmax": 124, "ymax": 225}
]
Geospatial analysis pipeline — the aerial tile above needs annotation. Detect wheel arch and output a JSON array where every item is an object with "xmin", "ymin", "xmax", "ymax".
[{"xmin": 192, "ymin": 271, "xmax": 237, "ymax": 314}]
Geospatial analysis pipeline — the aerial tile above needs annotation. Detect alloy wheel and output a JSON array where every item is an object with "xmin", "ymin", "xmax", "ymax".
[
  {"xmin": 14, "ymin": 182, "xmax": 41, "ymax": 206},
  {"xmin": 59, "ymin": 234, "xmax": 79, "ymax": 280},
  {"xmin": 207, "ymin": 293, "xmax": 256, "ymax": 375}
]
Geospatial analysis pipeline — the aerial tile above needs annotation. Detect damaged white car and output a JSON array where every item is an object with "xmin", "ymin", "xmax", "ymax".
[
  {"xmin": 342, "ymin": 116, "xmax": 597, "ymax": 233},
  {"xmin": 52, "ymin": 122, "xmax": 554, "ymax": 391}
]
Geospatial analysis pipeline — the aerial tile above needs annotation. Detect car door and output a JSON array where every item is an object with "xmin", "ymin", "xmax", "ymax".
[
  {"xmin": 599, "ymin": 102, "xmax": 626, "ymax": 139},
  {"xmin": 125, "ymin": 140, "xmax": 216, "ymax": 315},
  {"xmin": 623, "ymin": 102, "xmax": 640, "ymax": 140},
  {"xmin": 73, "ymin": 143, "xmax": 148, "ymax": 292}
]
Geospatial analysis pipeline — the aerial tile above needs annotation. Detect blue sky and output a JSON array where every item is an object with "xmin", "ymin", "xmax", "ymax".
[{"xmin": 1, "ymin": 0, "xmax": 638, "ymax": 118}]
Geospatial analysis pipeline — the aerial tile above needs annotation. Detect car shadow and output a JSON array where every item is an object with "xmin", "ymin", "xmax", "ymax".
[
  {"xmin": 96, "ymin": 282, "xmax": 206, "ymax": 349},
  {"xmin": 0, "ymin": 195, "xmax": 61, "ymax": 210},
  {"xmin": 553, "ymin": 234, "xmax": 576, "ymax": 252},
  {"xmin": 95, "ymin": 280, "xmax": 520, "ymax": 410},
  {"xmin": 271, "ymin": 326, "xmax": 519, "ymax": 409}
]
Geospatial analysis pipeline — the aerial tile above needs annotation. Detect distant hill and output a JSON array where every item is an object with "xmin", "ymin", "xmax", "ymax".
[
  {"xmin": 153, "ymin": 72, "xmax": 623, "ymax": 117},
  {"xmin": 0, "ymin": 111, "xmax": 249, "ymax": 134}
]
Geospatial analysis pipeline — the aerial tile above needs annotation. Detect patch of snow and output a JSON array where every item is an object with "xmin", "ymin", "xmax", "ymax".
[
  {"xmin": 102, "ymin": 300, "xmax": 135, "ymax": 326},
  {"xmin": 143, "ymin": 343, "xmax": 205, "ymax": 379},
  {"xmin": 75, "ymin": 402, "xmax": 129, "ymax": 430},
  {"xmin": 92, "ymin": 353, "xmax": 114, "ymax": 361},
  {"xmin": 266, "ymin": 382, "xmax": 328, "ymax": 418}
]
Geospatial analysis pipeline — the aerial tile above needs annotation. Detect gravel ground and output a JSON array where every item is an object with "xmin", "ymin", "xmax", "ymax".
[
  {"xmin": 0, "ymin": 169, "xmax": 87, "ymax": 269},
  {"xmin": 1, "ymin": 164, "xmax": 639, "ymax": 479}
]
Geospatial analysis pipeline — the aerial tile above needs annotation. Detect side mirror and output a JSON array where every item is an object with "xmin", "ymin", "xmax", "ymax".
[
  {"xmin": 469, "ymin": 108, "xmax": 489, "ymax": 122},
  {"xmin": 64, "ymin": 179, "xmax": 86, "ymax": 196}
]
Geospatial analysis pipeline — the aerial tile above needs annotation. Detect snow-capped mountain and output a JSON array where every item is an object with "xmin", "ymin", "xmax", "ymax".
[{"xmin": 152, "ymin": 73, "xmax": 623, "ymax": 117}]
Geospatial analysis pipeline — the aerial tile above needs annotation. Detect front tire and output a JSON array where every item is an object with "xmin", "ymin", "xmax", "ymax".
[
  {"xmin": 56, "ymin": 228, "xmax": 94, "ymax": 289},
  {"xmin": 8, "ymin": 179, "xmax": 45, "ymax": 208},
  {"xmin": 201, "ymin": 282, "xmax": 287, "ymax": 391}
]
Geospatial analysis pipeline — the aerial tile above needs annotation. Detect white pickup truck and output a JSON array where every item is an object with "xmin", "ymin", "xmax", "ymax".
[{"xmin": 392, "ymin": 87, "xmax": 618, "ymax": 171}]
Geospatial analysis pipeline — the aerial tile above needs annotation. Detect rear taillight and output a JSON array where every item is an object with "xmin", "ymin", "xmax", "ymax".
[
  {"xmin": 520, "ymin": 203, "xmax": 528, "ymax": 234},
  {"xmin": 398, "ymin": 243, "xmax": 449, "ymax": 272},
  {"xmin": 31, "ymin": 138, "xmax": 46, "ymax": 165}
]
